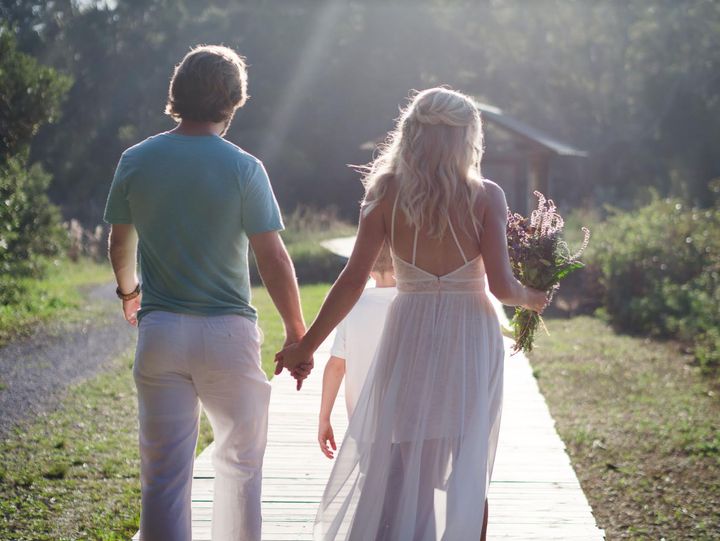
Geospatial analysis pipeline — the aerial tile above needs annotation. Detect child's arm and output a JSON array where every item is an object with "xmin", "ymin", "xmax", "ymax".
[{"xmin": 319, "ymin": 356, "xmax": 346, "ymax": 459}]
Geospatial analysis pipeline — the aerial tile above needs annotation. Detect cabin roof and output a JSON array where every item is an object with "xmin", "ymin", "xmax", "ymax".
[
  {"xmin": 360, "ymin": 102, "xmax": 588, "ymax": 158},
  {"xmin": 477, "ymin": 102, "xmax": 587, "ymax": 157}
]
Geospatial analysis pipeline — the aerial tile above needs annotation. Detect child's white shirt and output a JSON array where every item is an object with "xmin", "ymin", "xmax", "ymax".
[{"xmin": 330, "ymin": 286, "xmax": 397, "ymax": 418}]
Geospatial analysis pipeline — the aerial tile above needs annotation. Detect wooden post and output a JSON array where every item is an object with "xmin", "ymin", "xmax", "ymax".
[
  {"xmin": 527, "ymin": 152, "xmax": 550, "ymax": 212},
  {"xmin": 513, "ymin": 161, "xmax": 526, "ymax": 214}
]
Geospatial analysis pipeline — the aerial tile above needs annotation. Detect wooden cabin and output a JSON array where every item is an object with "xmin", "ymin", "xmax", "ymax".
[
  {"xmin": 361, "ymin": 103, "xmax": 586, "ymax": 215},
  {"xmin": 477, "ymin": 103, "xmax": 587, "ymax": 214}
]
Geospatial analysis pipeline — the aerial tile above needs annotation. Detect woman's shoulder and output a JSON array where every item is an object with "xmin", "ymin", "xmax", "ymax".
[
  {"xmin": 472, "ymin": 178, "xmax": 507, "ymax": 220},
  {"xmin": 476, "ymin": 178, "xmax": 506, "ymax": 203},
  {"xmin": 476, "ymin": 177, "xmax": 504, "ymax": 195}
]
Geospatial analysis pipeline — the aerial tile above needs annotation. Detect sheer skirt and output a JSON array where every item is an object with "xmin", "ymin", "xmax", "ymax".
[{"xmin": 314, "ymin": 258, "xmax": 504, "ymax": 541}]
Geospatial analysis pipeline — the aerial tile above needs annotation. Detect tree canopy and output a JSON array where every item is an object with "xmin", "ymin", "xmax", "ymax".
[{"xmin": 2, "ymin": 0, "xmax": 719, "ymax": 222}]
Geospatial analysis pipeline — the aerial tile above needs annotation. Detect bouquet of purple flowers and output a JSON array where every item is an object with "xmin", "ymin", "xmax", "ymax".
[{"xmin": 506, "ymin": 192, "xmax": 590, "ymax": 353}]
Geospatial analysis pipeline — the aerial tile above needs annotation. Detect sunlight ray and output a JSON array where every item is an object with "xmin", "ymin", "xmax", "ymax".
[{"xmin": 259, "ymin": 0, "xmax": 346, "ymax": 165}]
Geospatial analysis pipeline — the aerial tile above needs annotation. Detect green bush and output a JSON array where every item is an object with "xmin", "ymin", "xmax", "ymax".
[
  {"xmin": 0, "ymin": 28, "xmax": 72, "ymax": 158},
  {"xmin": 285, "ymin": 241, "xmax": 346, "ymax": 284},
  {"xmin": 250, "ymin": 205, "xmax": 354, "ymax": 285},
  {"xmin": 590, "ymin": 193, "xmax": 720, "ymax": 370},
  {"xmin": 0, "ymin": 157, "xmax": 67, "ymax": 304},
  {"xmin": 249, "ymin": 242, "xmax": 345, "ymax": 286},
  {"xmin": 280, "ymin": 205, "xmax": 356, "ymax": 245},
  {"xmin": 0, "ymin": 28, "xmax": 72, "ymax": 305}
]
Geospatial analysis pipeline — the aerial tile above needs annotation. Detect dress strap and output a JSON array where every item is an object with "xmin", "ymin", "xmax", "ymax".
[
  {"xmin": 447, "ymin": 219, "xmax": 468, "ymax": 264},
  {"xmin": 391, "ymin": 191, "xmax": 400, "ymax": 248}
]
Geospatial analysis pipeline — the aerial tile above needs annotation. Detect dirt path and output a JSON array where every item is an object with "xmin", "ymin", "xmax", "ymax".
[{"xmin": 0, "ymin": 282, "xmax": 137, "ymax": 437}]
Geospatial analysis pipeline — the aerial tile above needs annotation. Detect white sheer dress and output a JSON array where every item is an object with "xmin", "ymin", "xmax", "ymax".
[{"xmin": 314, "ymin": 194, "xmax": 505, "ymax": 540}]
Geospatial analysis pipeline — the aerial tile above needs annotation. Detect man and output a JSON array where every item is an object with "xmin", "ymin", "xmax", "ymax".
[{"xmin": 106, "ymin": 45, "xmax": 310, "ymax": 541}]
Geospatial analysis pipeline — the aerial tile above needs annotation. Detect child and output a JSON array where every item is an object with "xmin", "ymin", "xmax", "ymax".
[{"xmin": 318, "ymin": 241, "xmax": 396, "ymax": 459}]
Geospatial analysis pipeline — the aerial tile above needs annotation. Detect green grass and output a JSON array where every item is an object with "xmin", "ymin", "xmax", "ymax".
[
  {"xmin": 251, "ymin": 218, "xmax": 354, "ymax": 284},
  {"xmin": 0, "ymin": 259, "xmax": 113, "ymax": 346},
  {"xmin": 0, "ymin": 350, "xmax": 213, "ymax": 541},
  {"xmin": 0, "ymin": 283, "xmax": 331, "ymax": 539},
  {"xmin": 252, "ymin": 283, "xmax": 331, "ymax": 376},
  {"xmin": 529, "ymin": 316, "xmax": 720, "ymax": 540}
]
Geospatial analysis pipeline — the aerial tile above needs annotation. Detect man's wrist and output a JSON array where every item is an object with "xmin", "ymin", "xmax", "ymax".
[{"xmin": 116, "ymin": 282, "xmax": 140, "ymax": 301}]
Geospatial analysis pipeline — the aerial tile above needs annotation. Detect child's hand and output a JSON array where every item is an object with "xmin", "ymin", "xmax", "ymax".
[{"xmin": 318, "ymin": 418, "xmax": 337, "ymax": 459}]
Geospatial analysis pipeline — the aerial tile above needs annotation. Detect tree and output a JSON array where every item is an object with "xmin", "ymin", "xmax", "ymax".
[
  {"xmin": 4, "ymin": 1, "xmax": 720, "ymax": 221},
  {"xmin": 0, "ymin": 27, "xmax": 70, "ymax": 302},
  {"xmin": 0, "ymin": 27, "xmax": 72, "ymax": 160}
]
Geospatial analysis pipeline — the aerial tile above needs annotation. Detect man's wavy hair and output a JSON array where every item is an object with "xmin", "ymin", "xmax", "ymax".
[{"xmin": 165, "ymin": 45, "xmax": 248, "ymax": 126}]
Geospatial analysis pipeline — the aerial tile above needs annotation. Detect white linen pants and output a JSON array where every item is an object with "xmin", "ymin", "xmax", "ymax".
[{"xmin": 134, "ymin": 311, "xmax": 271, "ymax": 541}]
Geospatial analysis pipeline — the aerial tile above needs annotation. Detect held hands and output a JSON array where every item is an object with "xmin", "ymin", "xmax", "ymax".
[
  {"xmin": 318, "ymin": 417, "xmax": 337, "ymax": 459},
  {"xmin": 275, "ymin": 338, "xmax": 314, "ymax": 391}
]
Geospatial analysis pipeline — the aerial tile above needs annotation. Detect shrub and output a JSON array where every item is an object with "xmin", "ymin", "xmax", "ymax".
[
  {"xmin": 0, "ymin": 28, "xmax": 72, "ymax": 158},
  {"xmin": 0, "ymin": 28, "xmax": 72, "ymax": 305},
  {"xmin": 250, "ymin": 242, "xmax": 346, "ymax": 285},
  {"xmin": 250, "ymin": 205, "xmax": 354, "ymax": 285},
  {"xmin": 590, "ymin": 193, "xmax": 720, "ymax": 371},
  {"xmin": 280, "ymin": 205, "xmax": 356, "ymax": 245},
  {"xmin": 0, "ymin": 158, "xmax": 67, "ymax": 304},
  {"xmin": 547, "ymin": 207, "xmax": 605, "ymax": 315}
]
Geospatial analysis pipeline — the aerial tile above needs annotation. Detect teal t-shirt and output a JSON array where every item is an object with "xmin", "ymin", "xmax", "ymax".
[{"xmin": 103, "ymin": 133, "xmax": 283, "ymax": 323}]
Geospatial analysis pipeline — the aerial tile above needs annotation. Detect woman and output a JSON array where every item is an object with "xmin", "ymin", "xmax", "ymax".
[
  {"xmin": 277, "ymin": 87, "xmax": 547, "ymax": 540},
  {"xmin": 105, "ymin": 45, "xmax": 309, "ymax": 541}
]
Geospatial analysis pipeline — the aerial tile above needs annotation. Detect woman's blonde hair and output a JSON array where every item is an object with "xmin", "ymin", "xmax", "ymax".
[
  {"xmin": 165, "ymin": 45, "xmax": 248, "ymax": 125},
  {"xmin": 361, "ymin": 87, "xmax": 484, "ymax": 238}
]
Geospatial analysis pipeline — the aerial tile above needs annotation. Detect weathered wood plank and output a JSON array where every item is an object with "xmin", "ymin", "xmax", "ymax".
[{"xmin": 132, "ymin": 335, "xmax": 604, "ymax": 540}]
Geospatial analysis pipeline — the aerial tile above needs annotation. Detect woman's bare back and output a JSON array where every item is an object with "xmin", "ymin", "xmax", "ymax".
[{"xmin": 380, "ymin": 179, "xmax": 489, "ymax": 277}]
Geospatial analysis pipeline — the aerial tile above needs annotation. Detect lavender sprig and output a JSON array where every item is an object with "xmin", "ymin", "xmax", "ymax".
[{"xmin": 506, "ymin": 192, "xmax": 591, "ymax": 353}]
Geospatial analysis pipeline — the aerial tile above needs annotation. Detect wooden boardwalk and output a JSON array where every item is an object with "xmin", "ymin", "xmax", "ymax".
[{"xmin": 135, "ymin": 335, "xmax": 604, "ymax": 540}]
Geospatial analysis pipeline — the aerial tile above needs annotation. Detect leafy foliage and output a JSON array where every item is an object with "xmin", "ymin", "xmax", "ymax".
[
  {"xmin": 591, "ymin": 188, "xmax": 720, "ymax": 370},
  {"xmin": 1, "ymin": 1, "xmax": 718, "ymax": 222},
  {"xmin": 0, "ymin": 30, "xmax": 70, "ymax": 303},
  {"xmin": 0, "ymin": 158, "xmax": 67, "ymax": 303},
  {"xmin": 250, "ymin": 206, "xmax": 355, "ymax": 285},
  {"xmin": 506, "ymin": 192, "xmax": 590, "ymax": 352},
  {"xmin": 0, "ymin": 28, "xmax": 72, "ymax": 160}
]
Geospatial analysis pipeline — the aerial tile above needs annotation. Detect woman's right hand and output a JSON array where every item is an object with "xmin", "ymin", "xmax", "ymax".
[{"xmin": 523, "ymin": 287, "xmax": 549, "ymax": 314}]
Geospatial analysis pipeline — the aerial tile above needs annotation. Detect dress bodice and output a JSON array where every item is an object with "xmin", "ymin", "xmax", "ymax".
[
  {"xmin": 392, "ymin": 253, "xmax": 487, "ymax": 294},
  {"xmin": 389, "ymin": 189, "xmax": 487, "ymax": 295}
]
